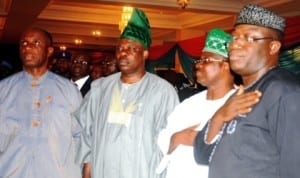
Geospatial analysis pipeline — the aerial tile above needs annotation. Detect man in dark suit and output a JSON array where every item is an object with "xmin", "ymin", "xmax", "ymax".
[{"xmin": 70, "ymin": 51, "xmax": 93, "ymax": 97}]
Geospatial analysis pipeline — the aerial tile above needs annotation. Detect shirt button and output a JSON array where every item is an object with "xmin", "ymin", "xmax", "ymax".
[
  {"xmin": 31, "ymin": 81, "xmax": 38, "ymax": 87},
  {"xmin": 34, "ymin": 102, "xmax": 41, "ymax": 108},
  {"xmin": 32, "ymin": 120, "xmax": 40, "ymax": 127},
  {"xmin": 46, "ymin": 96, "xmax": 52, "ymax": 103}
]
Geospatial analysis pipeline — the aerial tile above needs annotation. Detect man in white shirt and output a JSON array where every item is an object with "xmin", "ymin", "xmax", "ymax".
[{"xmin": 157, "ymin": 28, "xmax": 236, "ymax": 178}]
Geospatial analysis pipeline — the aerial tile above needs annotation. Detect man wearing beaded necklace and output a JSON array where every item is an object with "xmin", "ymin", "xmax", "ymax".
[{"xmin": 194, "ymin": 4, "xmax": 300, "ymax": 178}]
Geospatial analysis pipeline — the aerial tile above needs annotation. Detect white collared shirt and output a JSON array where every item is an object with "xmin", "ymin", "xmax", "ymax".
[{"xmin": 72, "ymin": 75, "xmax": 89, "ymax": 90}]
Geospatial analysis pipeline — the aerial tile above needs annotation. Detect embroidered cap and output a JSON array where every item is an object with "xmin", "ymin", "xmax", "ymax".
[
  {"xmin": 202, "ymin": 28, "xmax": 232, "ymax": 58},
  {"xmin": 120, "ymin": 8, "xmax": 152, "ymax": 49},
  {"xmin": 235, "ymin": 4, "xmax": 286, "ymax": 33}
]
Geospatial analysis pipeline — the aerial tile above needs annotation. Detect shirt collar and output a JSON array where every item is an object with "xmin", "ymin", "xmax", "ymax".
[{"xmin": 72, "ymin": 75, "xmax": 89, "ymax": 90}]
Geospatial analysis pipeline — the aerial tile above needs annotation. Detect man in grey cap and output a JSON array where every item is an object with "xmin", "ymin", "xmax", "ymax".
[{"xmin": 194, "ymin": 3, "xmax": 300, "ymax": 178}]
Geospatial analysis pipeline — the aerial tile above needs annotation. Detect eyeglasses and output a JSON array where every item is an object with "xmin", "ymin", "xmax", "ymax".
[
  {"xmin": 116, "ymin": 45, "xmax": 143, "ymax": 54},
  {"xmin": 20, "ymin": 40, "xmax": 42, "ymax": 48},
  {"xmin": 72, "ymin": 60, "xmax": 89, "ymax": 65},
  {"xmin": 101, "ymin": 61, "xmax": 116, "ymax": 66},
  {"xmin": 231, "ymin": 36, "xmax": 274, "ymax": 43},
  {"xmin": 194, "ymin": 57, "xmax": 227, "ymax": 64}
]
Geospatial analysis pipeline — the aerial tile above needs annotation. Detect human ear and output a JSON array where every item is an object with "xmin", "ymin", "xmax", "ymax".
[
  {"xmin": 269, "ymin": 41, "xmax": 281, "ymax": 55},
  {"xmin": 222, "ymin": 60, "xmax": 230, "ymax": 72},
  {"xmin": 89, "ymin": 65, "xmax": 93, "ymax": 72},
  {"xmin": 47, "ymin": 46, "xmax": 54, "ymax": 58},
  {"xmin": 143, "ymin": 50, "xmax": 149, "ymax": 60}
]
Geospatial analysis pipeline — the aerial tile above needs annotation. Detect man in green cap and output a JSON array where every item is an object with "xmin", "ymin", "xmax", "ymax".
[
  {"xmin": 75, "ymin": 8, "xmax": 179, "ymax": 178},
  {"xmin": 156, "ymin": 28, "xmax": 238, "ymax": 178}
]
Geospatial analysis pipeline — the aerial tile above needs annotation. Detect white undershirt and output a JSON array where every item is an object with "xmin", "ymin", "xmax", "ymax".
[{"xmin": 72, "ymin": 75, "xmax": 89, "ymax": 90}]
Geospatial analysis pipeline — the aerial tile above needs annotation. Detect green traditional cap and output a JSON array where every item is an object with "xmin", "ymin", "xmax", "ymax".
[
  {"xmin": 202, "ymin": 28, "xmax": 232, "ymax": 58},
  {"xmin": 120, "ymin": 8, "xmax": 152, "ymax": 49}
]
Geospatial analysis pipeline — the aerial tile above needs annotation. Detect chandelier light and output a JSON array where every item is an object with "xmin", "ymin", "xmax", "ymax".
[
  {"xmin": 59, "ymin": 45, "xmax": 67, "ymax": 51},
  {"xmin": 92, "ymin": 30, "xmax": 101, "ymax": 37},
  {"xmin": 74, "ymin": 38, "xmax": 82, "ymax": 45},
  {"xmin": 177, "ymin": 0, "xmax": 190, "ymax": 9},
  {"xmin": 119, "ymin": 6, "xmax": 133, "ymax": 33}
]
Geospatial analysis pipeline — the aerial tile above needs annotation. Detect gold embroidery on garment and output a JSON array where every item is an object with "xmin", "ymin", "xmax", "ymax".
[{"xmin": 107, "ymin": 85, "xmax": 136, "ymax": 127}]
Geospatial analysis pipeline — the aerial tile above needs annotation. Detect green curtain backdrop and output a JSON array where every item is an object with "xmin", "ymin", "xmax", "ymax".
[
  {"xmin": 146, "ymin": 43, "xmax": 300, "ymax": 81},
  {"xmin": 279, "ymin": 43, "xmax": 300, "ymax": 77},
  {"xmin": 145, "ymin": 45, "xmax": 177, "ymax": 73},
  {"xmin": 145, "ymin": 15, "xmax": 300, "ymax": 80},
  {"xmin": 177, "ymin": 47, "xmax": 197, "ymax": 81}
]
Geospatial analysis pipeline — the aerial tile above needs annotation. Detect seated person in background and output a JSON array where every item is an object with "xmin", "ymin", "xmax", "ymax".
[
  {"xmin": 70, "ymin": 51, "xmax": 93, "ymax": 97},
  {"xmin": 101, "ymin": 57, "xmax": 119, "ymax": 76},
  {"xmin": 178, "ymin": 64, "xmax": 206, "ymax": 102},
  {"xmin": 53, "ymin": 51, "xmax": 72, "ymax": 78},
  {"xmin": 157, "ymin": 28, "xmax": 236, "ymax": 178},
  {"xmin": 161, "ymin": 70, "xmax": 190, "ymax": 91},
  {"xmin": 0, "ymin": 60, "xmax": 14, "ymax": 80},
  {"xmin": 90, "ymin": 63, "xmax": 103, "ymax": 80},
  {"xmin": 47, "ymin": 55, "xmax": 57, "ymax": 71}
]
